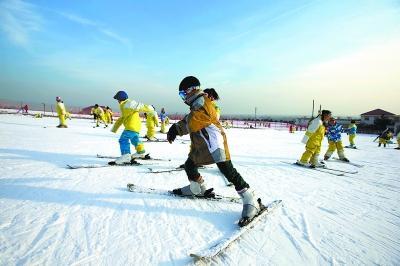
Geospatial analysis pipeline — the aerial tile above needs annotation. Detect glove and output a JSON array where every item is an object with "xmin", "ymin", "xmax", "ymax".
[{"xmin": 167, "ymin": 124, "xmax": 178, "ymax": 143}]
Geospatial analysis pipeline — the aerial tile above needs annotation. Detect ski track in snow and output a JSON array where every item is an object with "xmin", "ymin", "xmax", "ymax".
[{"xmin": 0, "ymin": 114, "xmax": 400, "ymax": 265}]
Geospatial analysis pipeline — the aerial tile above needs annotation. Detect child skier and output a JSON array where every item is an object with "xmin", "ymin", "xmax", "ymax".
[
  {"xmin": 91, "ymin": 107, "xmax": 97, "ymax": 122},
  {"xmin": 324, "ymin": 117, "xmax": 349, "ymax": 162},
  {"xmin": 159, "ymin": 108, "xmax": 168, "ymax": 133},
  {"xmin": 111, "ymin": 90, "xmax": 154, "ymax": 164},
  {"xmin": 378, "ymin": 129, "xmax": 393, "ymax": 147},
  {"xmin": 346, "ymin": 120, "xmax": 357, "ymax": 148},
  {"xmin": 105, "ymin": 106, "xmax": 113, "ymax": 125},
  {"xmin": 204, "ymin": 88, "xmax": 221, "ymax": 120},
  {"xmin": 297, "ymin": 110, "xmax": 332, "ymax": 167},
  {"xmin": 167, "ymin": 76, "xmax": 261, "ymax": 227},
  {"xmin": 144, "ymin": 108, "xmax": 159, "ymax": 141},
  {"xmin": 56, "ymin": 96, "xmax": 68, "ymax": 128},
  {"xmin": 92, "ymin": 104, "xmax": 107, "ymax": 128}
]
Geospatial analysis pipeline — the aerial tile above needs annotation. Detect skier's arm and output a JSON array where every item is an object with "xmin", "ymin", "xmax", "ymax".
[
  {"xmin": 127, "ymin": 100, "xmax": 154, "ymax": 113},
  {"xmin": 175, "ymin": 116, "xmax": 189, "ymax": 136},
  {"xmin": 111, "ymin": 117, "xmax": 123, "ymax": 133},
  {"xmin": 301, "ymin": 118, "xmax": 321, "ymax": 144}
]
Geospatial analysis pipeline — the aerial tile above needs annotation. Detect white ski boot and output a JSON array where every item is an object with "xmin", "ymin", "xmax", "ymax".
[
  {"xmin": 338, "ymin": 151, "xmax": 349, "ymax": 162},
  {"xmin": 173, "ymin": 178, "xmax": 214, "ymax": 197},
  {"xmin": 238, "ymin": 188, "xmax": 261, "ymax": 226},
  {"xmin": 296, "ymin": 160, "xmax": 310, "ymax": 167},
  {"xmin": 131, "ymin": 152, "xmax": 146, "ymax": 159},
  {"xmin": 115, "ymin": 154, "xmax": 132, "ymax": 165},
  {"xmin": 310, "ymin": 154, "xmax": 325, "ymax": 168}
]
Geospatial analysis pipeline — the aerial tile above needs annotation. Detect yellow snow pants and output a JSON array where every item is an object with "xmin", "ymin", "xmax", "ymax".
[
  {"xmin": 58, "ymin": 114, "xmax": 67, "ymax": 126},
  {"xmin": 325, "ymin": 140, "xmax": 345, "ymax": 159},
  {"xmin": 349, "ymin": 134, "xmax": 356, "ymax": 146},
  {"xmin": 300, "ymin": 142, "xmax": 321, "ymax": 165}
]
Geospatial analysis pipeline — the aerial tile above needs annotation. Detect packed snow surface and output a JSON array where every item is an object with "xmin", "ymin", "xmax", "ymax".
[{"xmin": 0, "ymin": 114, "xmax": 399, "ymax": 265}]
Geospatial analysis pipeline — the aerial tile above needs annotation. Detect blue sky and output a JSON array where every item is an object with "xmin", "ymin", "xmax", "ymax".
[{"xmin": 1, "ymin": 0, "xmax": 399, "ymax": 115}]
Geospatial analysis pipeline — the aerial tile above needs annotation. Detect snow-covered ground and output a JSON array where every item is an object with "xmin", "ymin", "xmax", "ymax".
[{"xmin": 0, "ymin": 114, "xmax": 399, "ymax": 265}]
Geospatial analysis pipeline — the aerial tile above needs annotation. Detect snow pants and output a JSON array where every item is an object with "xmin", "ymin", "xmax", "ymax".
[
  {"xmin": 105, "ymin": 114, "xmax": 113, "ymax": 124},
  {"xmin": 58, "ymin": 114, "xmax": 67, "ymax": 126},
  {"xmin": 160, "ymin": 121, "xmax": 167, "ymax": 133},
  {"xmin": 119, "ymin": 130, "xmax": 145, "ymax": 155},
  {"xmin": 96, "ymin": 115, "xmax": 106, "ymax": 127},
  {"xmin": 184, "ymin": 158, "xmax": 249, "ymax": 191},
  {"xmin": 299, "ymin": 141, "xmax": 321, "ymax": 165},
  {"xmin": 146, "ymin": 123, "xmax": 156, "ymax": 139},
  {"xmin": 349, "ymin": 134, "xmax": 356, "ymax": 146},
  {"xmin": 325, "ymin": 140, "xmax": 345, "ymax": 159}
]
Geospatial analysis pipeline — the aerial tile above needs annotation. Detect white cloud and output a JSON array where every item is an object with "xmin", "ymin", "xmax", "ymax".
[
  {"xmin": 0, "ymin": 0, "xmax": 42, "ymax": 47},
  {"xmin": 59, "ymin": 12, "xmax": 97, "ymax": 26},
  {"xmin": 59, "ymin": 11, "xmax": 131, "ymax": 47}
]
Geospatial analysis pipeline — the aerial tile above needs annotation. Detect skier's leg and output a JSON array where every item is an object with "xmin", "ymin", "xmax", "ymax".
[
  {"xmin": 324, "ymin": 141, "xmax": 336, "ymax": 160},
  {"xmin": 299, "ymin": 147, "xmax": 313, "ymax": 164},
  {"xmin": 216, "ymin": 160, "xmax": 260, "ymax": 226},
  {"xmin": 128, "ymin": 130, "xmax": 145, "ymax": 158},
  {"xmin": 379, "ymin": 138, "xmax": 383, "ymax": 147},
  {"xmin": 58, "ymin": 114, "xmax": 67, "ymax": 127},
  {"xmin": 174, "ymin": 158, "xmax": 208, "ymax": 196},
  {"xmin": 116, "ymin": 130, "xmax": 132, "ymax": 164},
  {"xmin": 216, "ymin": 160, "xmax": 248, "ymax": 191},
  {"xmin": 119, "ymin": 130, "xmax": 131, "ymax": 155},
  {"xmin": 147, "ymin": 124, "xmax": 156, "ymax": 140},
  {"xmin": 349, "ymin": 134, "xmax": 356, "ymax": 146},
  {"xmin": 161, "ymin": 121, "xmax": 166, "ymax": 133},
  {"xmin": 337, "ymin": 141, "xmax": 348, "ymax": 161},
  {"xmin": 310, "ymin": 145, "xmax": 322, "ymax": 167}
]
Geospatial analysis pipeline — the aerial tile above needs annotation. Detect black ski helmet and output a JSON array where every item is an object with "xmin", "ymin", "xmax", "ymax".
[
  {"xmin": 179, "ymin": 76, "xmax": 200, "ymax": 91},
  {"xmin": 321, "ymin": 110, "xmax": 331, "ymax": 116}
]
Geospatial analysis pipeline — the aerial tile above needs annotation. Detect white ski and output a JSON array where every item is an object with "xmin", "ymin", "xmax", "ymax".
[
  {"xmin": 332, "ymin": 157, "xmax": 364, "ymax": 168},
  {"xmin": 281, "ymin": 161, "xmax": 345, "ymax": 176},
  {"xmin": 126, "ymin": 183, "xmax": 241, "ymax": 204},
  {"xmin": 190, "ymin": 199, "xmax": 283, "ymax": 260}
]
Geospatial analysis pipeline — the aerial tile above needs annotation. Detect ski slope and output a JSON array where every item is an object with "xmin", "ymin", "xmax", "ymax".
[{"xmin": 0, "ymin": 114, "xmax": 399, "ymax": 265}]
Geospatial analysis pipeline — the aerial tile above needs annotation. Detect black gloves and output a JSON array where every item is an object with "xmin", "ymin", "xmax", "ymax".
[{"xmin": 167, "ymin": 124, "xmax": 178, "ymax": 143}]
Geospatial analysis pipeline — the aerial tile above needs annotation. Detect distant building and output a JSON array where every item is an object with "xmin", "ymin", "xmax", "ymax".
[{"xmin": 360, "ymin": 109, "xmax": 396, "ymax": 125}]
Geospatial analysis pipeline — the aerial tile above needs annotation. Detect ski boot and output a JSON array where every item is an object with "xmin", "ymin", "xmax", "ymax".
[
  {"xmin": 115, "ymin": 154, "xmax": 132, "ymax": 165},
  {"xmin": 310, "ymin": 154, "xmax": 325, "ymax": 168},
  {"xmin": 131, "ymin": 151, "xmax": 146, "ymax": 159},
  {"xmin": 296, "ymin": 160, "xmax": 310, "ymax": 167},
  {"xmin": 172, "ymin": 178, "xmax": 215, "ymax": 198},
  {"xmin": 238, "ymin": 188, "xmax": 262, "ymax": 227}
]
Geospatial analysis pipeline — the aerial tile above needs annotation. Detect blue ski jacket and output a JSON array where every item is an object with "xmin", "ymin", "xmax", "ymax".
[{"xmin": 326, "ymin": 124, "xmax": 343, "ymax": 142}]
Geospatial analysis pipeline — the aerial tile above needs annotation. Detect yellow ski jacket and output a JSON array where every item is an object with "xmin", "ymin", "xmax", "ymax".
[
  {"xmin": 146, "ymin": 110, "xmax": 159, "ymax": 128},
  {"xmin": 56, "ymin": 102, "xmax": 66, "ymax": 116},
  {"xmin": 112, "ymin": 99, "xmax": 153, "ymax": 133},
  {"xmin": 302, "ymin": 117, "xmax": 326, "ymax": 147}
]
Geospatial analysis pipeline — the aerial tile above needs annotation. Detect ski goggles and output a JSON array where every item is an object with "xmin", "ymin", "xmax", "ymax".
[{"xmin": 178, "ymin": 86, "xmax": 199, "ymax": 100}]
